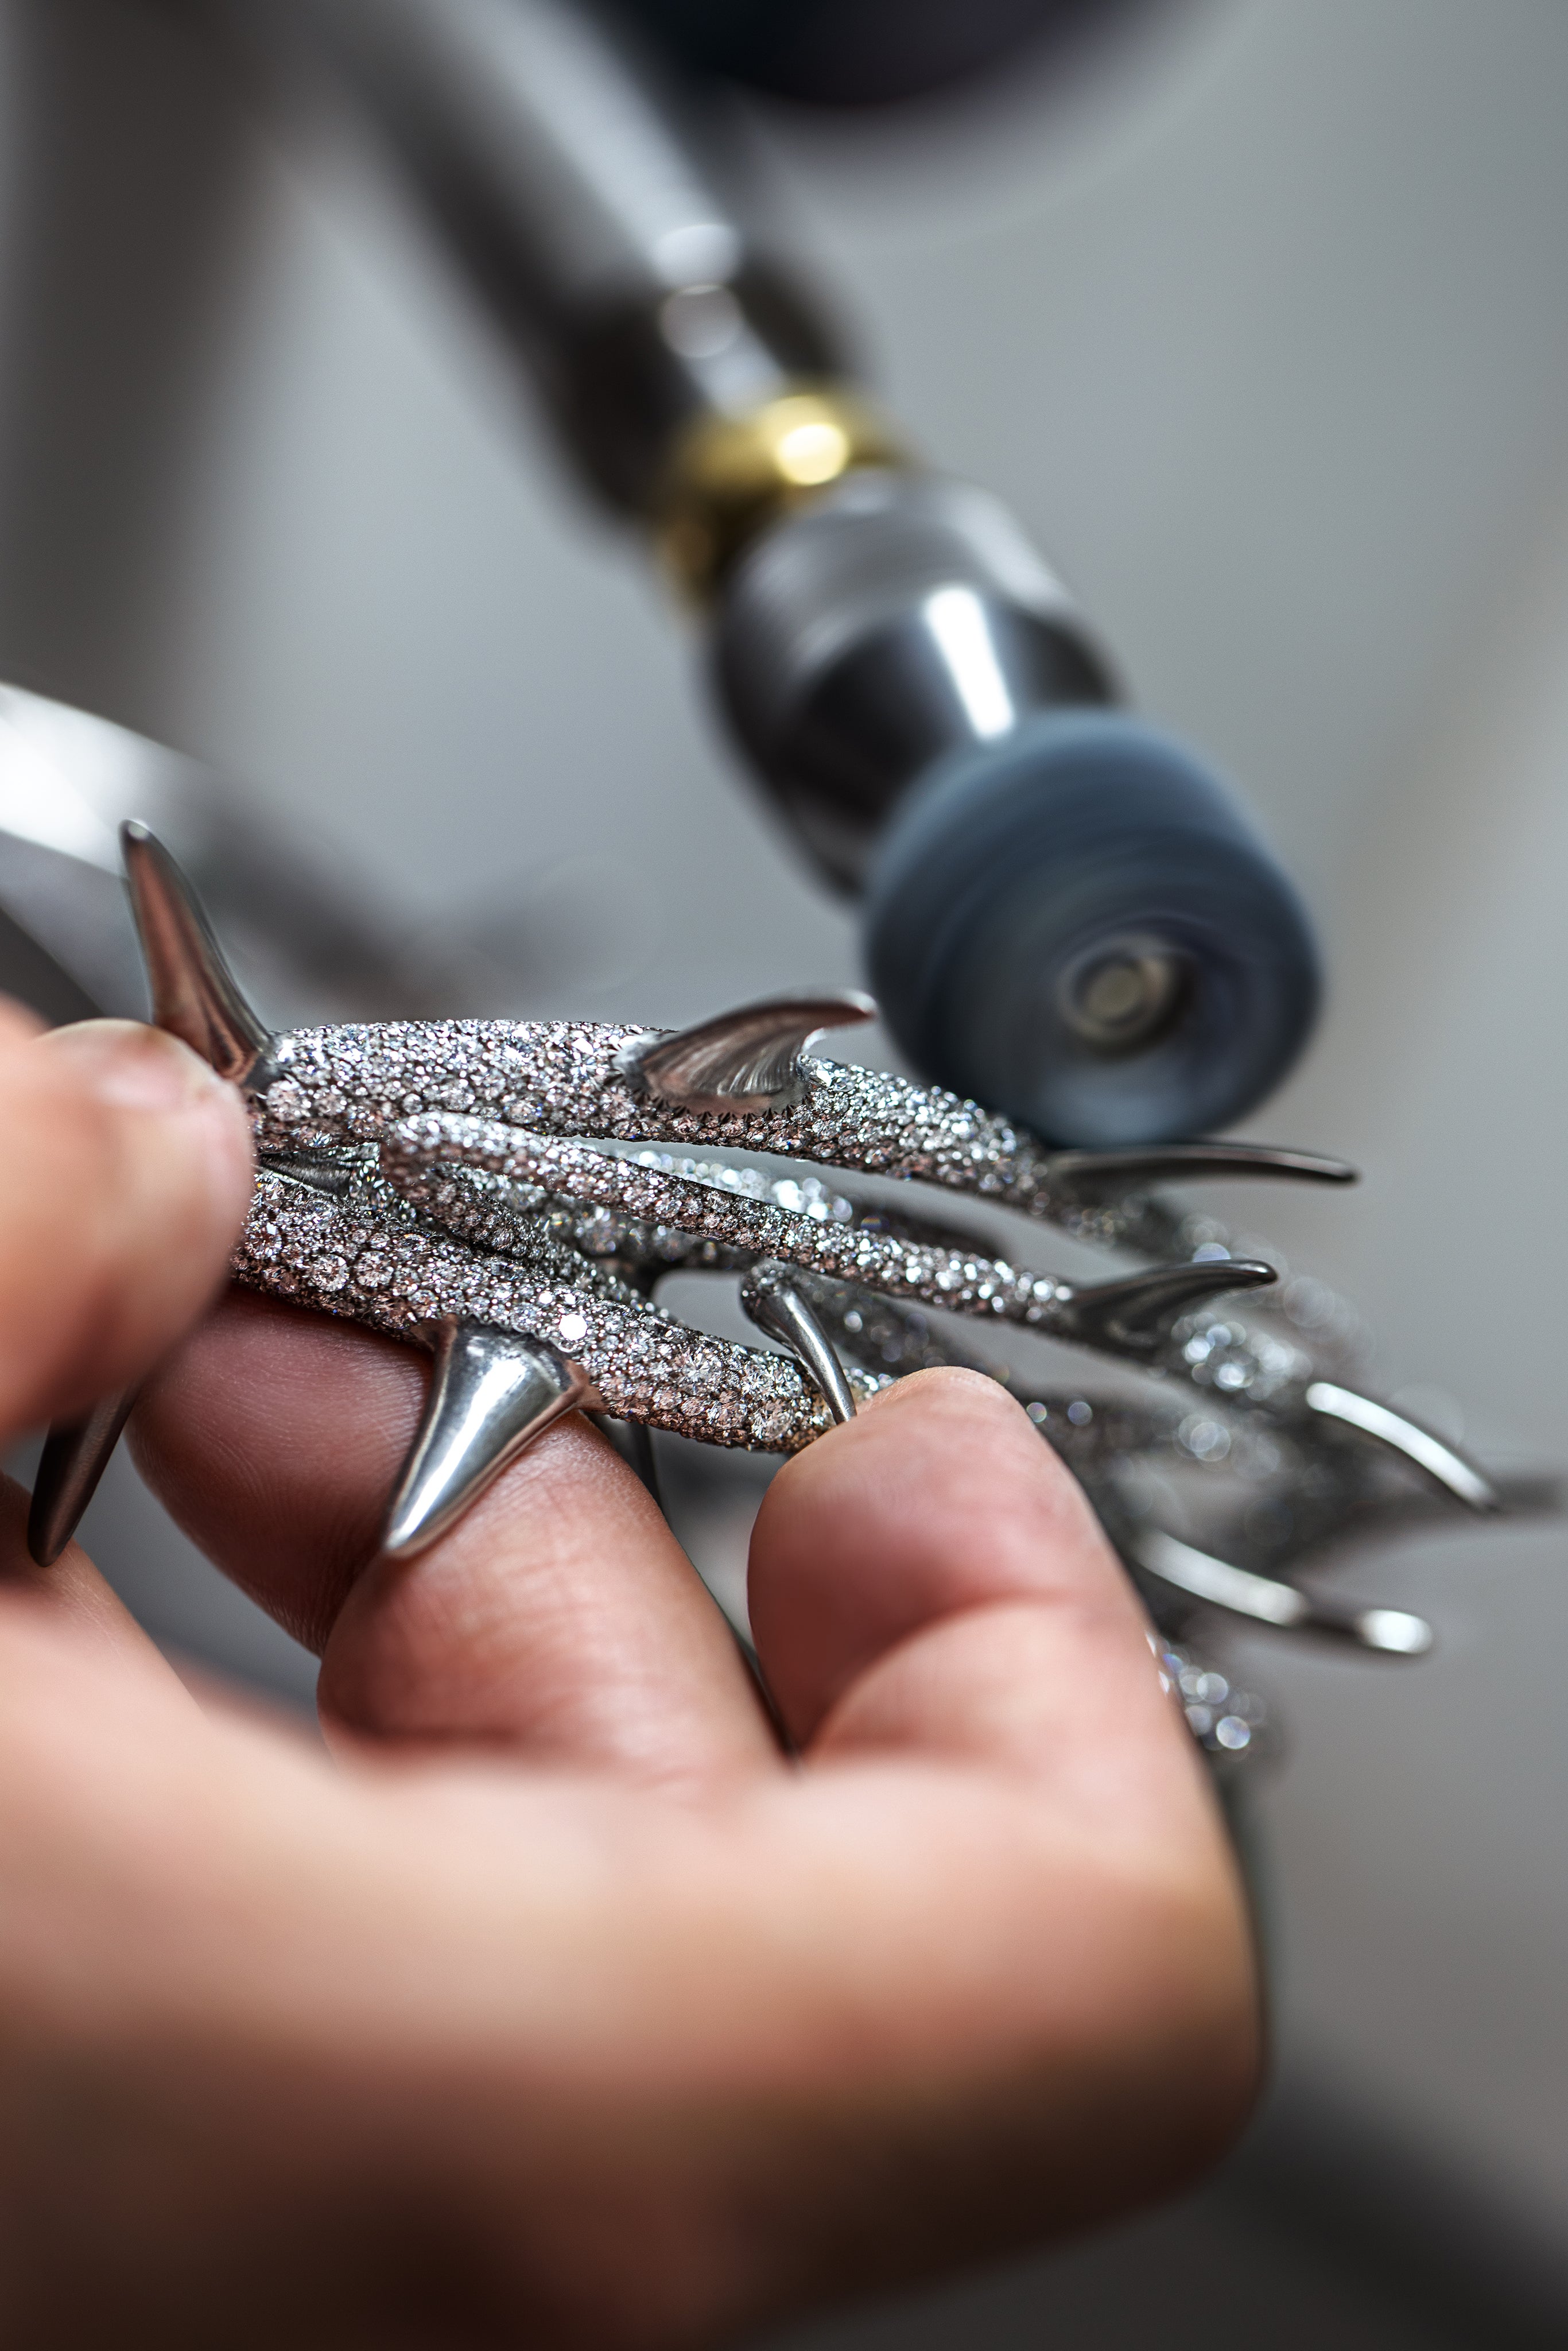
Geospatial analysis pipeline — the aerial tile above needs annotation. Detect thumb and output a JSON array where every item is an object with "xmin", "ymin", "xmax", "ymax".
[{"xmin": 0, "ymin": 1019, "xmax": 254, "ymax": 1440}]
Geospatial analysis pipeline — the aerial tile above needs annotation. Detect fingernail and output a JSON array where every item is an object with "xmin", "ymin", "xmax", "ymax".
[{"xmin": 43, "ymin": 1019, "xmax": 233, "ymax": 1114}]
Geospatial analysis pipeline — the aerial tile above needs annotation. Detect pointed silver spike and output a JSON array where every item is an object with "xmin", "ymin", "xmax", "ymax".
[
  {"xmin": 617, "ymin": 990, "xmax": 875, "ymax": 1115},
  {"xmin": 1133, "ymin": 1528, "xmax": 1433, "ymax": 1657},
  {"xmin": 1051, "ymin": 1259, "xmax": 1276, "ymax": 1354},
  {"xmin": 121, "ymin": 821, "xmax": 277, "ymax": 1086},
  {"xmin": 27, "ymin": 1386, "xmax": 138, "ymax": 1566},
  {"xmin": 741, "ymin": 1262, "xmax": 857, "ymax": 1425},
  {"xmin": 1305, "ymin": 1381, "xmax": 1500, "ymax": 1514},
  {"xmin": 1045, "ymin": 1143, "xmax": 1357, "ymax": 1201},
  {"xmin": 382, "ymin": 1318, "xmax": 602, "ymax": 1560}
]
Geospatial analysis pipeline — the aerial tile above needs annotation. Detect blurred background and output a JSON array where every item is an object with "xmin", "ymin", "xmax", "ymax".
[{"xmin": 3, "ymin": 0, "xmax": 1568, "ymax": 2340}]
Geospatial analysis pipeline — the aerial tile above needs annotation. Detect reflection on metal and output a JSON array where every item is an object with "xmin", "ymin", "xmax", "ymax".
[
  {"xmin": 1306, "ymin": 1382, "xmax": 1500, "ymax": 1514},
  {"xmin": 383, "ymin": 1318, "xmax": 602, "ymax": 1559},
  {"xmin": 27, "ymin": 1386, "xmax": 137, "ymax": 1566},
  {"xmin": 741, "ymin": 1261, "xmax": 857, "ymax": 1424},
  {"xmin": 618, "ymin": 990, "xmax": 875, "ymax": 1113},
  {"xmin": 122, "ymin": 823, "xmax": 277, "ymax": 1087},
  {"xmin": 1135, "ymin": 1529, "xmax": 1433, "ymax": 1659},
  {"xmin": 922, "ymin": 584, "xmax": 1017, "ymax": 741},
  {"xmin": 658, "ymin": 388, "xmax": 909, "ymax": 598}
]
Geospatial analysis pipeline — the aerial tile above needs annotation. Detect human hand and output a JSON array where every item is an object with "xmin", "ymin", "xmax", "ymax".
[{"xmin": 0, "ymin": 1011, "xmax": 1260, "ymax": 2350}]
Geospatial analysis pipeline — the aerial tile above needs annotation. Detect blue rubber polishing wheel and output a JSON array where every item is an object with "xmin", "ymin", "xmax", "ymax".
[{"xmin": 864, "ymin": 710, "xmax": 1320, "ymax": 1145}]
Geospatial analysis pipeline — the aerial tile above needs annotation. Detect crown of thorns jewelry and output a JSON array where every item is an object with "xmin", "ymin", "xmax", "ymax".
[{"xmin": 29, "ymin": 825, "xmax": 1550, "ymax": 1760}]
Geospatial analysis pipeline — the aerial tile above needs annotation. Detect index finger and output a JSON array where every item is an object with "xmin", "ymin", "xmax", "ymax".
[
  {"xmin": 750, "ymin": 1370, "xmax": 1213, "ymax": 1814},
  {"xmin": 132, "ymin": 1293, "xmax": 781, "ymax": 1782}
]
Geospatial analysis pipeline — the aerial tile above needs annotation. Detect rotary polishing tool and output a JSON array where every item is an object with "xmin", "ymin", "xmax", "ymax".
[{"xmin": 223, "ymin": 0, "xmax": 1319, "ymax": 1145}]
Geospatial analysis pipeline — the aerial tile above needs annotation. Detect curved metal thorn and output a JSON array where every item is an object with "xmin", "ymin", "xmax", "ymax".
[
  {"xmin": 121, "ymin": 820, "xmax": 277, "ymax": 1087},
  {"xmin": 28, "ymin": 1386, "xmax": 137, "ymax": 1566},
  {"xmin": 1052, "ymin": 1258, "xmax": 1276, "ymax": 1353},
  {"xmin": 1045, "ymin": 1143, "xmax": 1357, "ymax": 1201},
  {"xmin": 1133, "ymin": 1528, "xmax": 1433, "ymax": 1657},
  {"xmin": 1305, "ymin": 1382, "xmax": 1501, "ymax": 1514},
  {"xmin": 741, "ymin": 1262, "xmax": 857, "ymax": 1425},
  {"xmin": 383, "ymin": 1318, "xmax": 603, "ymax": 1560},
  {"xmin": 617, "ymin": 990, "xmax": 876, "ymax": 1115}
]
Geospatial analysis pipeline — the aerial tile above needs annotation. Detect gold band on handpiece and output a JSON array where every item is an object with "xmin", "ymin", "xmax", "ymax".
[{"xmin": 653, "ymin": 384, "xmax": 913, "ymax": 602}]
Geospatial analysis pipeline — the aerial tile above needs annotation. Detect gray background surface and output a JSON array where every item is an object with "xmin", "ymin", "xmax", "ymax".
[{"xmin": 4, "ymin": 0, "xmax": 1568, "ymax": 2338}]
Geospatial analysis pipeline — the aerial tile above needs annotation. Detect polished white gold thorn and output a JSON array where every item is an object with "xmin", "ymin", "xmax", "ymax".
[
  {"xmin": 1134, "ymin": 1528, "xmax": 1433, "ymax": 1656},
  {"xmin": 382, "ymin": 1318, "xmax": 602, "ymax": 1559},
  {"xmin": 1045, "ymin": 1143, "xmax": 1357, "ymax": 1201},
  {"xmin": 27, "ymin": 1386, "xmax": 138, "ymax": 1566},
  {"xmin": 1052, "ymin": 1259, "xmax": 1276, "ymax": 1353},
  {"xmin": 121, "ymin": 821, "xmax": 277, "ymax": 1087},
  {"xmin": 741, "ymin": 1263, "xmax": 857, "ymax": 1425},
  {"xmin": 616, "ymin": 990, "xmax": 875, "ymax": 1114},
  {"xmin": 1305, "ymin": 1382, "xmax": 1500, "ymax": 1514}
]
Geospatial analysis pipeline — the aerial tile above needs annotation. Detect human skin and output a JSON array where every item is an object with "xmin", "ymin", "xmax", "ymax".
[{"xmin": 0, "ymin": 1010, "xmax": 1262, "ymax": 2350}]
